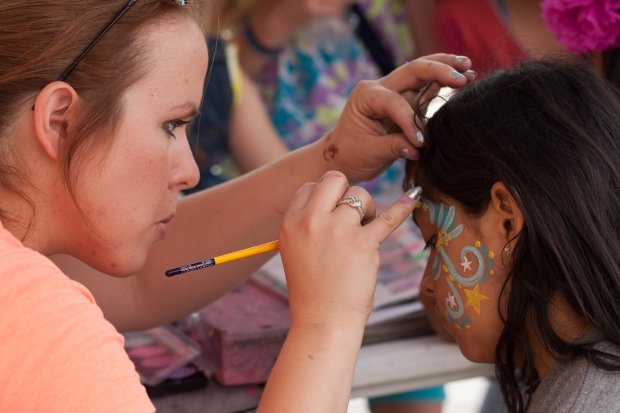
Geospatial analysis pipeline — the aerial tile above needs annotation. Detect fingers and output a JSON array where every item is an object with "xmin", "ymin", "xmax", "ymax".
[
  {"xmin": 303, "ymin": 170, "xmax": 350, "ymax": 213},
  {"xmin": 355, "ymin": 84, "xmax": 420, "ymax": 146},
  {"xmin": 285, "ymin": 182, "xmax": 317, "ymax": 215},
  {"xmin": 365, "ymin": 186, "xmax": 423, "ymax": 243},
  {"xmin": 380, "ymin": 54, "xmax": 473, "ymax": 93},
  {"xmin": 463, "ymin": 69, "xmax": 477, "ymax": 83},
  {"xmin": 333, "ymin": 186, "xmax": 376, "ymax": 224}
]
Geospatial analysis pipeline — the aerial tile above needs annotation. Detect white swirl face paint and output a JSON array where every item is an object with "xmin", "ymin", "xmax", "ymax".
[{"xmin": 418, "ymin": 197, "xmax": 496, "ymax": 330}]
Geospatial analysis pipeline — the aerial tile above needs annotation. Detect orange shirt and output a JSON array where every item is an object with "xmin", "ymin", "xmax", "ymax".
[{"xmin": 0, "ymin": 222, "xmax": 154, "ymax": 412}]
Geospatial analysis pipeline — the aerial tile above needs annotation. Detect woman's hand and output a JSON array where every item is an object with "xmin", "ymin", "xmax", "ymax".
[
  {"xmin": 279, "ymin": 171, "xmax": 422, "ymax": 328},
  {"xmin": 258, "ymin": 172, "xmax": 422, "ymax": 412},
  {"xmin": 324, "ymin": 54, "xmax": 475, "ymax": 184}
]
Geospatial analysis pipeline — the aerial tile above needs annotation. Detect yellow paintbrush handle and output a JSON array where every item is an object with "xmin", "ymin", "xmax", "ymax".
[{"xmin": 214, "ymin": 240, "xmax": 280, "ymax": 265}]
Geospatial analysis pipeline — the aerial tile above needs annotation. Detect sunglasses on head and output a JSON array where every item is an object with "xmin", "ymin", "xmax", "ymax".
[{"xmin": 33, "ymin": 0, "xmax": 186, "ymax": 110}]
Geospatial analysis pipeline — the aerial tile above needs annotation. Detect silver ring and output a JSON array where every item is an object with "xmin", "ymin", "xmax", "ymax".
[{"xmin": 337, "ymin": 195, "xmax": 365, "ymax": 220}]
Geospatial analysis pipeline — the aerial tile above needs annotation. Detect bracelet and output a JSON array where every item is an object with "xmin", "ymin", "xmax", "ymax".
[{"xmin": 242, "ymin": 17, "xmax": 283, "ymax": 57}]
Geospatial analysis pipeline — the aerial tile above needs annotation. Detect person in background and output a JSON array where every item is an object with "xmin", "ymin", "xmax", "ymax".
[
  {"xmin": 230, "ymin": 0, "xmax": 431, "ymax": 150},
  {"xmin": 541, "ymin": 0, "xmax": 620, "ymax": 90},
  {"xmin": 183, "ymin": 36, "xmax": 288, "ymax": 191},
  {"xmin": 434, "ymin": 0, "xmax": 567, "ymax": 74}
]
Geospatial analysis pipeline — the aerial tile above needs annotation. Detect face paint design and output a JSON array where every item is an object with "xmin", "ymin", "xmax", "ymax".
[{"xmin": 417, "ymin": 197, "xmax": 495, "ymax": 329}]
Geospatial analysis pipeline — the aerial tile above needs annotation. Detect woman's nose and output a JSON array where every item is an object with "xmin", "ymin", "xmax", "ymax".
[{"xmin": 171, "ymin": 134, "xmax": 200, "ymax": 191}]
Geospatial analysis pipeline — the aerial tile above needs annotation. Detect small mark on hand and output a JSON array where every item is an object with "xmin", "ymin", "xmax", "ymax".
[{"xmin": 323, "ymin": 144, "xmax": 339, "ymax": 161}]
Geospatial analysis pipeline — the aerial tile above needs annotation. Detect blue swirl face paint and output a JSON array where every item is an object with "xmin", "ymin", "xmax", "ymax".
[{"xmin": 417, "ymin": 197, "xmax": 495, "ymax": 330}]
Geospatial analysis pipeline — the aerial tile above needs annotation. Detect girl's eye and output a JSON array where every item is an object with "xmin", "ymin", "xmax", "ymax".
[
  {"xmin": 163, "ymin": 119, "xmax": 190, "ymax": 139},
  {"xmin": 423, "ymin": 234, "xmax": 437, "ymax": 251}
]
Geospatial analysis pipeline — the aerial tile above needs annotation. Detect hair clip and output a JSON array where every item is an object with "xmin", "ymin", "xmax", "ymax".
[{"xmin": 175, "ymin": 0, "xmax": 186, "ymax": 5}]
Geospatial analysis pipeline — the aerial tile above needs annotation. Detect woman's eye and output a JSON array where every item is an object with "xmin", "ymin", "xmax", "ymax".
[
  {"xmin": 163, "ymin": 119, "xmax": 190, "ymax": 139},
  {"xmin": 423, "ymin": 235, "xmax": 437, "ymax": 251}
]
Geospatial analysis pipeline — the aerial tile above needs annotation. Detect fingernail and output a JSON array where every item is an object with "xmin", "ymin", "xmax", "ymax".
[
  {"xmin": 450, "ymin": 70, "xmax": 466, "ymax": 81},
  {"xmin": 466, "ymin": 69, "xmax": 477, "ymax": 79},
  {"xmin": 402, "ymin": 148, "xmax": 417, "ymax": 161},
  {"xmin": 455, "ymin": 56, "xmax": 468, "ymax": 62},
  {"xmin": 406, "ymin": 186, "xmax": 422, "ymax": 200},
  {"xmin": 416, "ymin": 131, "xmax": 425, "ymax": 144}
]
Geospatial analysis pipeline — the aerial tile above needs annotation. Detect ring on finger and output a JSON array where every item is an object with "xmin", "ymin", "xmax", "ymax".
[{"xmin": 337, "ymin": 195, "xmax": 365, "ymax": 220}]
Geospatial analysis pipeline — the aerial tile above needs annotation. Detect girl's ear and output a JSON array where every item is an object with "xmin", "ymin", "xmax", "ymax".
[
  {"xmin": 489, "ymin": 181, "xmax": 524, "ymax": 243},
  {"xmin": 32, "ymin": 81, "xmax": 80, "ymax": 161}
]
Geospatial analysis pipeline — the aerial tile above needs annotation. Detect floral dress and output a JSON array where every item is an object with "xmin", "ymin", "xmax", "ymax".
[{"xmin": 255, "ymin": 0, "xmax": 414, "ymax": 191}]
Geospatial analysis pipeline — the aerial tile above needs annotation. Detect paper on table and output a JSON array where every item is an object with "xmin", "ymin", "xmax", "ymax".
[
  {"xmin": 256, "ymin": 217, "xmax": 428, "ymax": 310},
  {"xmin": 366, "ymin": 301, "xmax": 424, "ymax": 326}
]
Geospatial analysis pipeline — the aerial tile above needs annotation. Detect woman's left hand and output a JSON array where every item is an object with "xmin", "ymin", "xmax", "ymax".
[{"xmin": 322, "ymin": 54, "xmax": 474, "ymax": 183}]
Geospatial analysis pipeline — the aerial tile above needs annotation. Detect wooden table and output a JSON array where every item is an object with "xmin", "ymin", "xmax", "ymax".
[
  {"xmin": 152, "ymin": 335, "xmax": 493, "ymax": 412},
  {"xmin": 351, "ymin": 335, "xmax": 493, "ymax": 398}
]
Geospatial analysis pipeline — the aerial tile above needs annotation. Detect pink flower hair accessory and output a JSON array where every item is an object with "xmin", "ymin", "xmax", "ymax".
[{"xmin": 541, "ymin": 0, "xmax": 620, "ymax": 55}]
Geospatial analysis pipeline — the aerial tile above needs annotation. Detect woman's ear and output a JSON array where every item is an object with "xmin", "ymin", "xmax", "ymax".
[
  {"xmin": 489, "ymin": 181, "xmax": 524, "ymax": 243},
  {"xmin": 32, "ymin": 81, "xmax": 80, "ymax": 161}
]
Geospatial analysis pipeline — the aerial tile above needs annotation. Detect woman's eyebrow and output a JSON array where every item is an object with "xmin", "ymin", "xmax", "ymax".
[{"xmin": 170, "ymin": 101, "xmax": 199, "ymax": 118}]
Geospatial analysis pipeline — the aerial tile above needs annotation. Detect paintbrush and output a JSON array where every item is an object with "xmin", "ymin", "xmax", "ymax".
[{"xmin": 165, "ymin": 240, "xmax": 280, "ymax": 277}]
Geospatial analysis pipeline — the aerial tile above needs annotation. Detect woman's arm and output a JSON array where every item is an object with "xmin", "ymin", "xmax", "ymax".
[
  {"xmin": 55, "ymin": 55, "xmax": 473, "ymax": 332},
  {"xmin": 228, "ymin": 71, "xmax": 289, "ymax": 171},
  {"xmin": 405, "ymin": 0, "xmax": 438, "ymax": 57}
]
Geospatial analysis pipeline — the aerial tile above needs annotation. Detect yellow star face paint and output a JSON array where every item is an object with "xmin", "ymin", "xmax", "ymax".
[{"xmin": 418, "ymin": 197, "xmax": 495, "ymax": 330}]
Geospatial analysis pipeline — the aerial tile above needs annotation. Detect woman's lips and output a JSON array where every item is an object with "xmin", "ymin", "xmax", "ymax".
[{"xmin": 156, "ymin": 213, "xmax": 175, "ymax": 239}]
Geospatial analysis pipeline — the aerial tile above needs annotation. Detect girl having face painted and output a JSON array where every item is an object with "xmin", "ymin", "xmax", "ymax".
[{"xmin": 406, "ymin": 60, "xmax": 620, "ymax": 413}]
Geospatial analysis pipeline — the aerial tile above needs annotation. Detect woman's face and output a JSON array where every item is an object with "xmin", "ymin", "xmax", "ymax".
[
  {"xmin": 67, "ymin": 18, "xmax": 207, "ymax": 276},
  {"xmin": 414, "ymin": 196, "xmax": 509, "ymax": 363}
]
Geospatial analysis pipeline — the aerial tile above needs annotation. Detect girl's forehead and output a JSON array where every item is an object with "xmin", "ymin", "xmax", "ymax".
[
  {"xmin": 412, "ymin": 198, "xmax": 437, "ymax": 229},
  {"xmin": 413, "ymin": 196, "xmax": 467, "ymax": 230}
]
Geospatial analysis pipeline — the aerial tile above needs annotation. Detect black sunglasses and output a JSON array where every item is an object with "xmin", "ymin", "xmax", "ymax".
[{"xmin": 33, "ymin": 0, "xmax": 186, "ymax": 109}]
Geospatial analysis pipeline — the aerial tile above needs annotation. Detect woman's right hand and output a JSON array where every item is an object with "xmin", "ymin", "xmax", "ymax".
[
  {"xmin": 279, "ymin": 170, "xmax": 422, "ymax": 330},
  {"xmin": 259, "ymin": 172, "xmax": 422, "ymax": 412}
]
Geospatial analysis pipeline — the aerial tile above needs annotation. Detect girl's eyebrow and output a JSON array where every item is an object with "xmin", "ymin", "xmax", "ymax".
[{"xmin": 411, "ymin": 214, "xmax": 419, "ymax": 226}]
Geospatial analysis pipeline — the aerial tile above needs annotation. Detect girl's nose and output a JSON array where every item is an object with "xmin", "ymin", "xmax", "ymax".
[{"xmin": 421, "ymin": 275, "xmax": 435, "ymax": 297}]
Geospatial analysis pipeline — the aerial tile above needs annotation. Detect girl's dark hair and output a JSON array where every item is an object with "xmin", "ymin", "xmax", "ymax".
[
  {"xmin": 406, "ymin": 60, "xmax": 620, "ymax": 412},
  {"xmin": 603, "ymin": 47, "xmax": 620, "ymax": 91}
]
